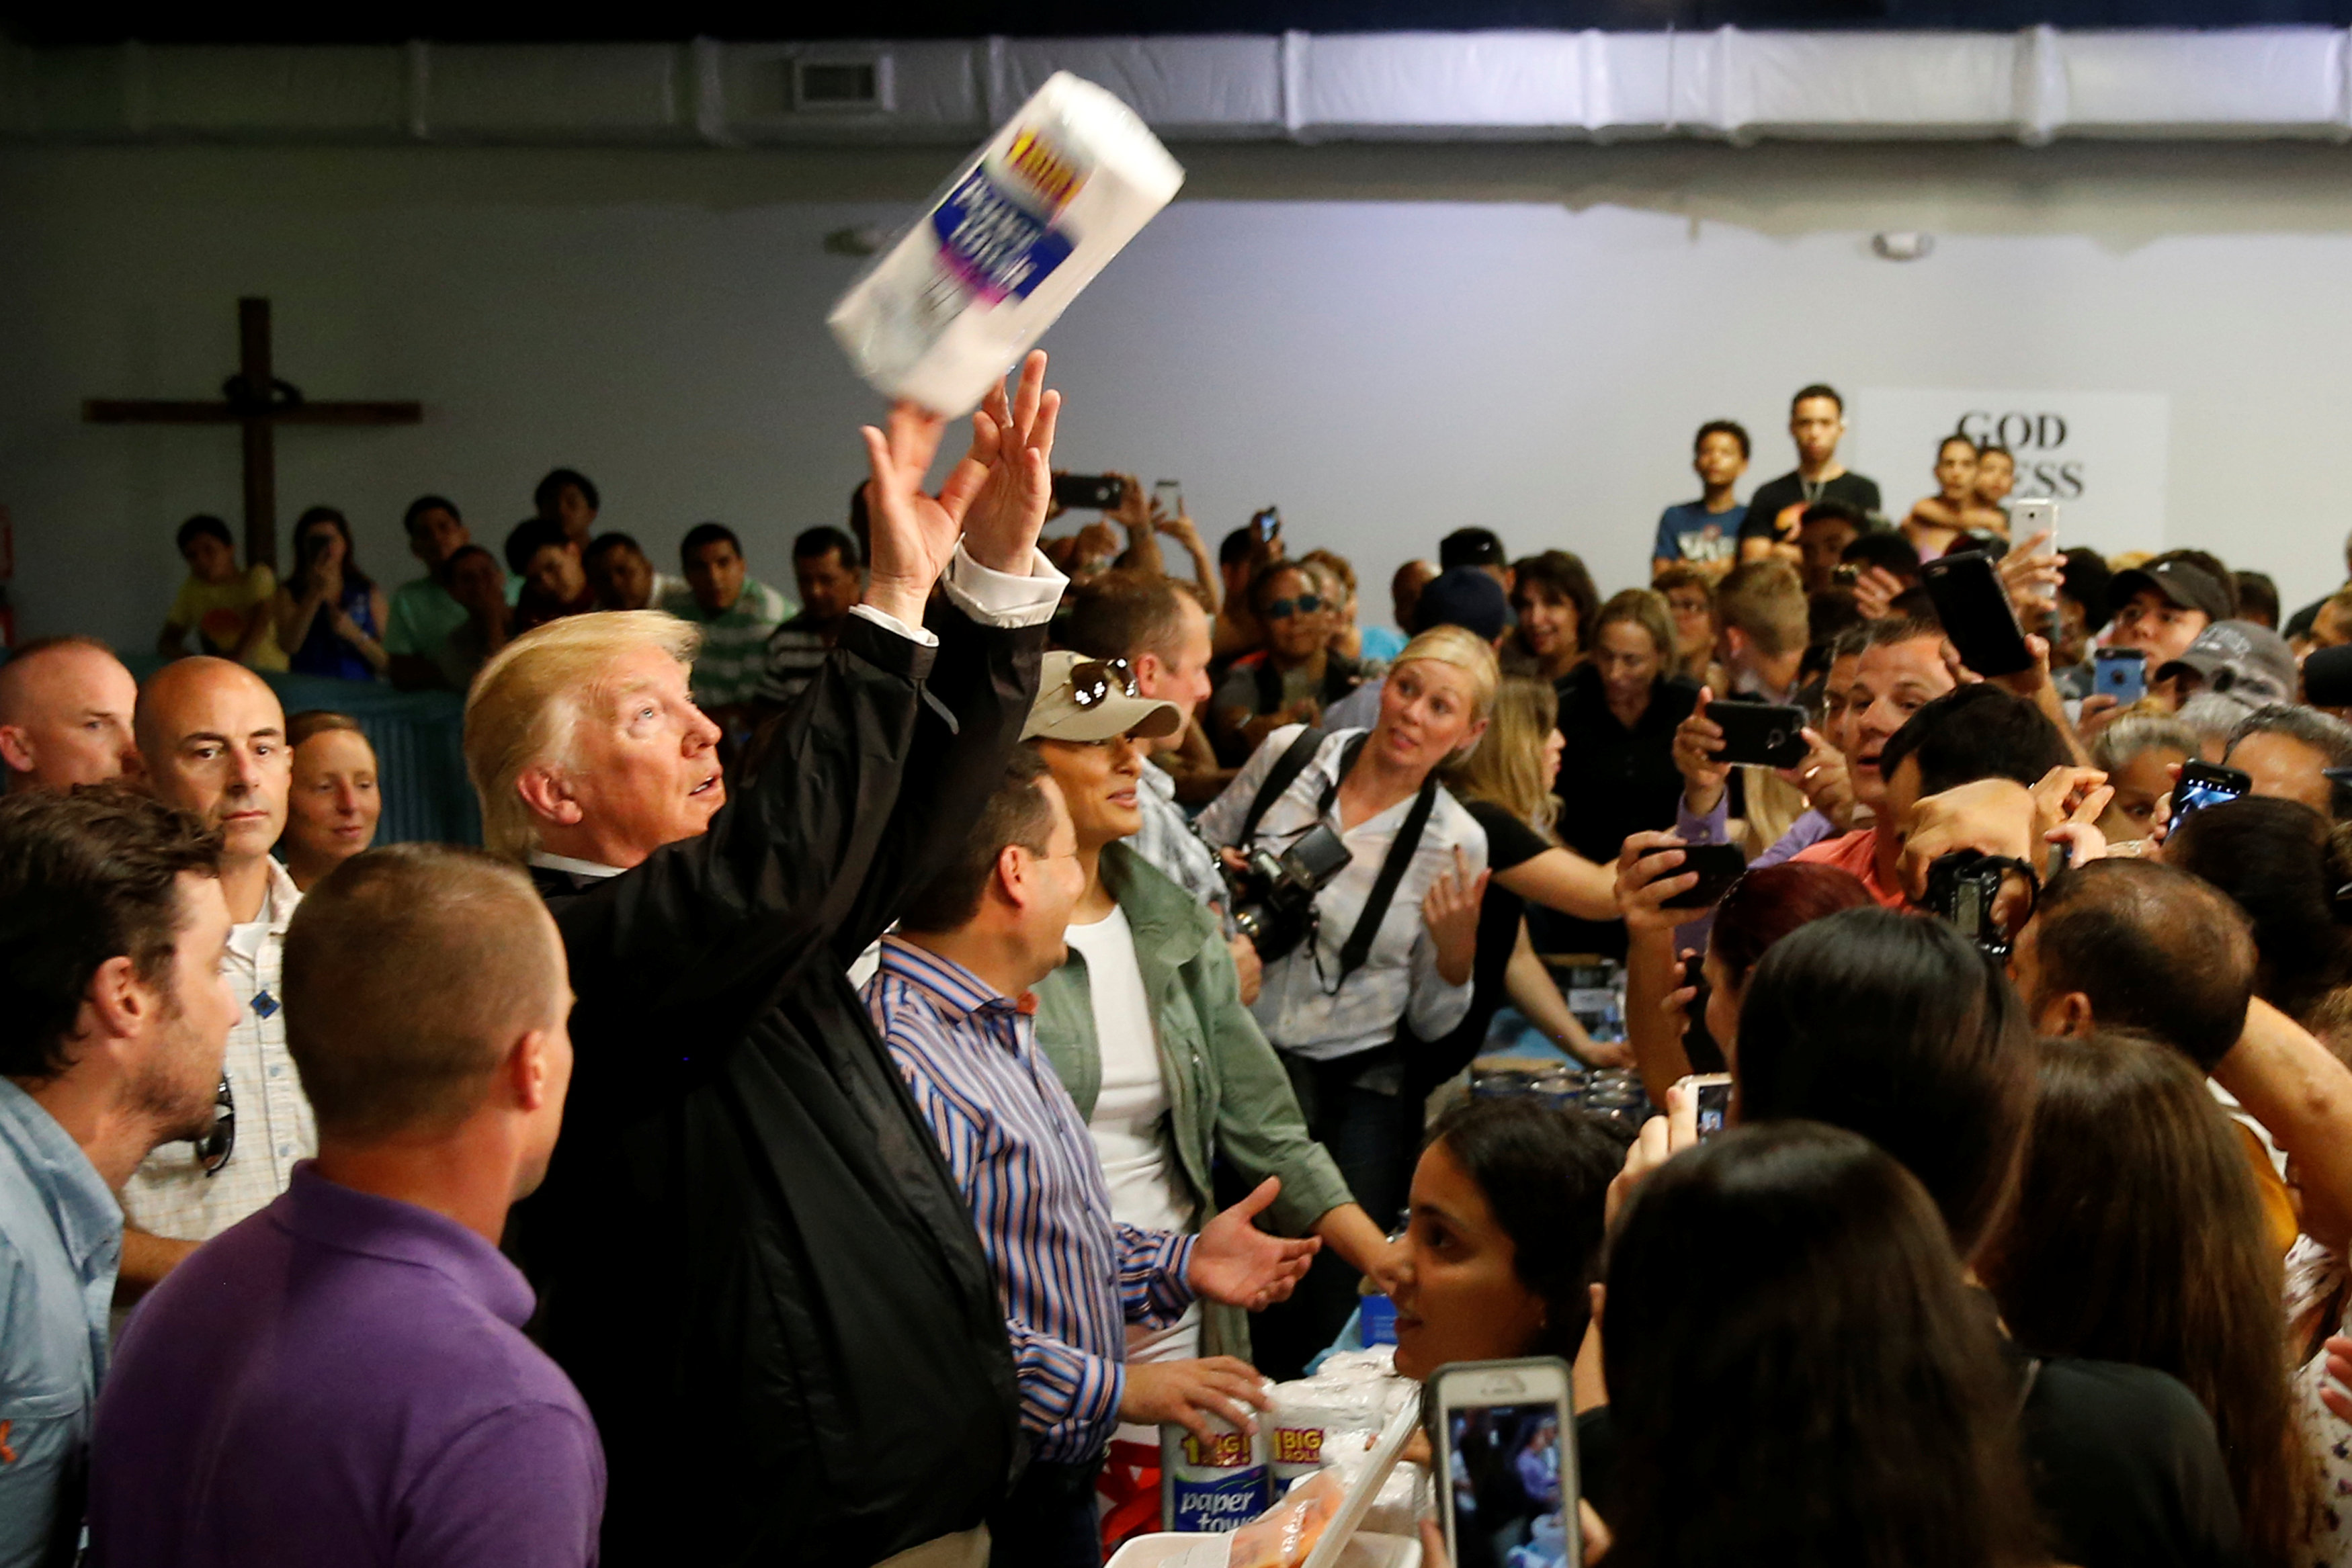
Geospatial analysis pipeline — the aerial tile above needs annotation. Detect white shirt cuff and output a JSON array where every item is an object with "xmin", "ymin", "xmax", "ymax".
[
  {"xmin": 943, "ymin": 543, "xmax": 1067, "ymax": 629},
  {"xmin": 849, "ymin": 602, "xmax": 939, "ymax": 649}
]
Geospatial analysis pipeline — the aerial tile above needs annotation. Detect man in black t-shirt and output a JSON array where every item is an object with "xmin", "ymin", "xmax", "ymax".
[{"xmin": 1740, "ymin": 384, "xmax": 1882, "ymax": 564}]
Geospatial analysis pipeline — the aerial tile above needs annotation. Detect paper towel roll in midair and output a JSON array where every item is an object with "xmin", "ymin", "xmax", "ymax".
[{"xmin": 827, "ymin": 71, "xmax": 1185, "ymax": 417}]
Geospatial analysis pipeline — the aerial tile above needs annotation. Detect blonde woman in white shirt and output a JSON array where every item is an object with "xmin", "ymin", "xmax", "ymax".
[{"xmin": 1193, "ymin": 626, "xmax": 1493, "ymax": 1354}]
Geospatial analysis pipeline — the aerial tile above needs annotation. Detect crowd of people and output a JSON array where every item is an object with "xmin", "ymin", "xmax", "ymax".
[{"xmin": 11, "ymin": 359, "xmax": 2352, "ymax": 1568}]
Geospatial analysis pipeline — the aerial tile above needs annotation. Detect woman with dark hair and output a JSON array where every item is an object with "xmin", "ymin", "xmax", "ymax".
[
  {"xmin": 1702, "ymin": 906, "xmax": 2245, "ymax": 1568},
  {"xmin": 1388, "ymin": 1095, "xmax": 1628, "ymax": 1379},
  {"xmin": 1736, "ymin": 908, "xmax": 2034, "ymax": 1260},
  {"xmin": 1981, "ymin": 1033, "xmax": 2315, "ymax": 1568},
  {"xmin": 2169, "ymin": 795, "xmax": 2352, "ymax": 1027},
  {"xmin": 1507, "ymin": 551, "xmax": 1601, "ymax": 684},
  {"xmin": 274, "ymin": 505, "xmax": 390, "ymax": 681},
  {"xmin": 1613, "ymin": 851, "xmax": 1876, "ymax": 1103},
  {"xmin": 1543, "ymin": 590, "xmax": 1700, "ymax": 959},
  {"xmin": 1207, "ymin": 560, "xmax": 1365, "ymax": 765},
  {"xmin": 1602, "ymin": 1121, "xmax": 2044, "ymax": 1568}
]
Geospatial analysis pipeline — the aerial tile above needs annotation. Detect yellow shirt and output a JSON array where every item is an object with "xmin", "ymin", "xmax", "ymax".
[{"xmin": 168, "ymin": 563, "xmax": 289, "ymax": 671}]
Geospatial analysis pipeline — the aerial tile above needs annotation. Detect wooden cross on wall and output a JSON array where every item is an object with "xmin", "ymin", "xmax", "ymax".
[{"xmin": 84, "ymin": 298, "xmax": 422, "ymax": 571}]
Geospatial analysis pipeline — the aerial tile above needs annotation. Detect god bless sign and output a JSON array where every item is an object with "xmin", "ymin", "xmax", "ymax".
[{"xmin": 1851, "ymin": 390, "xmax": 2169, "ymax": 556}]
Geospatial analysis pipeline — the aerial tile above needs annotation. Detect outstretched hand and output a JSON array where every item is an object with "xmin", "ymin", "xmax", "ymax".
[
  {"xmin": 1191, "ymin": 1177, "xmax": 1318, "ymax": 1310},
  {"xmin": 961, "ymin": 351, "xmax": 1062, "ymax": 575}
]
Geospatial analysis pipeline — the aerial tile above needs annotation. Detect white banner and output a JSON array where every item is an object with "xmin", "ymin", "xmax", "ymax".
[{"xmin": 1849, "ymin": 389, "xmax": 2170, "ymax": 558}]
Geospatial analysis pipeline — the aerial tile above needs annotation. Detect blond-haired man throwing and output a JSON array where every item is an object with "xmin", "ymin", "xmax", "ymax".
[{"xmin": 462, "ymin": 357, "xmax": 1064, "ymax": 1568}]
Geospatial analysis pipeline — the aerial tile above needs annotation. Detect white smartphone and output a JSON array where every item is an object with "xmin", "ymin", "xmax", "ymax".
[
  {"xmin": 1680, "ymin": 1072, "xmax": 1734, "ymax": 1139},
  {"xmin": 2009, "ymin": 496, "xmax": 2058, "ymax": 541},
  {"xmin": 1431, "ymin": 1357, "xmax": 1578, "ymax": 1568},
  {"xmin": 1153, "ymin": 478, "xmax": 1184, "ymax": 519},
  {"xmin": 2007, "ymin": 497, "xmax": 2062, "ymax": 638}
]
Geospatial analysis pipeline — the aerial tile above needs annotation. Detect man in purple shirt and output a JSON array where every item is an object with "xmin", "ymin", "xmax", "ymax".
[{"xmin": 87, "ymin": 844, "xmax": 602, "ymax": 1567}]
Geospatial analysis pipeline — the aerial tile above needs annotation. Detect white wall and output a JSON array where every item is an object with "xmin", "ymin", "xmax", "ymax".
[{"xmin": 7, "ymin": 138, "xmax": 2352, "ymax": 652}]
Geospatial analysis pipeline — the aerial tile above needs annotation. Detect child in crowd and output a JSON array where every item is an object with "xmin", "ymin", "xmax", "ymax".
[{"xmin": 157, "ymin": 513, "xmax": 289, "ymax": 670}]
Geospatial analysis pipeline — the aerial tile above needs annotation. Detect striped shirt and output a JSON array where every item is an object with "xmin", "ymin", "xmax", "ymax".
[
  {"xmin": 1130, "ymin": 760, "xmax": 1232, "ymax": 926},
  {"xmin": 864, "ymin": 936, "xmax": 1195, "ymax": 1464},
  {"xmin": 674, "ymin": 578, "xmax": 794, "ymax": 709}
]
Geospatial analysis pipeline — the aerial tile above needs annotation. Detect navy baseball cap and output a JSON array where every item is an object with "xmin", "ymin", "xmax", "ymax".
[{"xmin": 1412, "ymin": 567, "xmax": 1509, "ymax": 642}]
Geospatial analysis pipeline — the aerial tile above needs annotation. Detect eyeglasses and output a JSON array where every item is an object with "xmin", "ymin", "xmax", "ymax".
[
  {"xmin": 198, "ymin": 1073, "xmax": 235, "ymax": 1176},
  {"xmin": 1067, "ymin": 658, "xmax": 1140, "ymax": 709},
  {"xmin": 1263, "ymin": 595, "xmax": 1324, "ymax": 620}
]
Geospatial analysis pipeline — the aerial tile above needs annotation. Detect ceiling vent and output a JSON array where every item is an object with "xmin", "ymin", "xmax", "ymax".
[{"xmin": 792, "ymin": 56, "xmax": 892, "ymax": 114}]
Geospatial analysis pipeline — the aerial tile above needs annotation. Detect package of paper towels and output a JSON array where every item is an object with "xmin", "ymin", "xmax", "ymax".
[{"xmin": 827, "ymin": 72, "xmax": 1185, "ymax": 416}]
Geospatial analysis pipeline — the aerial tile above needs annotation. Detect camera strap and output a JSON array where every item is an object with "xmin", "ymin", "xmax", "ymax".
[
  {"xmin": 1320, "ymin": 736, "xmax": 1441, "ymax": 986},
  {"xmin": 1238, "ymin": 726, "xmax": 1443, "ymax": 986},
  {"xmin": 1239, "ymin": 727, "xmax": 1331, "ymax": 844}
]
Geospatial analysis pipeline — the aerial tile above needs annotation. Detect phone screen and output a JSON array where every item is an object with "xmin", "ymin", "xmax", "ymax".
[
  {"xmin": 2169, "ymin": 768, "xmax": 2248, "ymax": 834},
  {"xmin": 1693, "ymin": 1077, "xmax": 1733, "ymax": 1139},
  {"xmin": 1446, "ymin": 1403, "xmax": 1571, "ymax": 1568}
]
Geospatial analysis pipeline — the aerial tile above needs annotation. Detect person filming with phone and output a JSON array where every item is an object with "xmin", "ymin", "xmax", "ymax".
[{"xmin": 1195, "ymin": 625, "xmax": 1494, "ymax": 1373}]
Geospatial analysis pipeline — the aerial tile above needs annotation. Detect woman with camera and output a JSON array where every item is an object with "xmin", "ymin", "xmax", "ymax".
[{"xmin": 1195, "ymin": 624, "xmax": 1495, "ymax": 1364}]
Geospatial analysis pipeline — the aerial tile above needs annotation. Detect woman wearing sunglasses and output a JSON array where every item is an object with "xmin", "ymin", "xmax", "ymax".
[
  {"xmin": 1193, "ymin": 624, "xmax": 1495, "ymax": 1372},
  {"xmin": 1208, "ymin": 561, "xmax": 1369, "ymax": 766},
  {"xmin": 1023, "ymin": 651, "xmax": 1402, "ymax": 1412}
]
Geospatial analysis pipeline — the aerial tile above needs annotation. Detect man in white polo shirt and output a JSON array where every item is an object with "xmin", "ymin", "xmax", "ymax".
[{"xmin": 116, "ymin": 656, "xmax": 312, "ymax": 1300}]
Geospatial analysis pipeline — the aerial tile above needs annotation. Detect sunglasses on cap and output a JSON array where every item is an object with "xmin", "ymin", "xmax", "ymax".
[
  {"xmin": 1263, "ymin": 595, "xmax": 1323, "ymax": 620},
  {"xmin": 1067, "ymin": 658, "xmax": 1141, "ymax": 709}
]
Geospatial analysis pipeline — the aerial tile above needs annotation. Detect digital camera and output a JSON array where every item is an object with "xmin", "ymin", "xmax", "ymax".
[{"xmin": 1227, "ymin": 826, "xmax": 1353, "ymax": 963}]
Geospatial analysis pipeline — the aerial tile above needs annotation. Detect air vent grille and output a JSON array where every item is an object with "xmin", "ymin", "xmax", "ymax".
[{"xmin": 792, "ymin": 57, "xmax": 891, "ymax": 113}]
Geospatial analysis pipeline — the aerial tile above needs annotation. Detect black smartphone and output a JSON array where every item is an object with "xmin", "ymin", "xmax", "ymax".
[
  {"xmin": 1661, "ymin": 842, "xmax": 1747, "ymax": 910},
  {"xmin": 1922, "ymin": 551, "xmax": 2035, "ymax": 678},
  {"xmin": 1251, "ymin": 507, "xmax": 1282, "ymax": 545},
  {"xmin": 1050, "ymin": 474, "xmax": 1126, "ymax": 510},
  {"xmin": 2168, "ymin": 760, "xmax": 2251, "ymax": 836},
  {"xmin": 1709, "ymin": 701, "xmax": 1810, "ymax": 769}
]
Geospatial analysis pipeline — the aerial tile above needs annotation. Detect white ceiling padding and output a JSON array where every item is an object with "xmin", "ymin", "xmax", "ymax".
[{"xmin": 9, "ymin": 28, "xmax": 2352, "ymax": 146}]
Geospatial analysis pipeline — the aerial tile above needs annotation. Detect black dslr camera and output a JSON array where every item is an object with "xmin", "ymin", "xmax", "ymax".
[
  {"xmin": 1923, "ymin": 848, "xmax": 2034, "ymax": 959},
  {"xmin": 1227, "ymin": 825, "xmax": 1353, "ymax": 963}
]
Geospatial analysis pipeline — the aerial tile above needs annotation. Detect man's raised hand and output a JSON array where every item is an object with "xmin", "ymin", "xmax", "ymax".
[
  {"xmin": 859, "ymin": 402, "xmax": 984, "ymax": 629},
  {"xmin": 962, "ymin": 351, "xmax": 1062, "ymax": 575}
]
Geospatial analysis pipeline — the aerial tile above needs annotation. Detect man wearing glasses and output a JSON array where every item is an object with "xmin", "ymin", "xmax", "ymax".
[
  {"xmin": 116, "ymin": 657, "xmax": 308, "ymax": 1302},
  {"xmin": 0, "ymin": 789, "xmax": 237, "ymax": 1565},
  {"xmin": 461, "ymin": 357, "xmax": 1064, "ymax": 1568}
]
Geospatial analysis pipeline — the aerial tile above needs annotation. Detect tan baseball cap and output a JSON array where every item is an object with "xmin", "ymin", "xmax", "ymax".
[{"xmin": 1021, "ymin": 650, "xmax": 1185, "ymax": 744}]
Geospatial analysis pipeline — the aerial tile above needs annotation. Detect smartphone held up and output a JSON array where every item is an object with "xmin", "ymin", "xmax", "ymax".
[{"xmin": 1431, "ymin": 1358, "xmax": 1578, "ymax": 1568}]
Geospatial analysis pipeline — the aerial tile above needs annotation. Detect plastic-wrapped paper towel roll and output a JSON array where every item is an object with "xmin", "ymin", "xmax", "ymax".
[{"xmin": 828, "ymin": 71, "xmax": 1185, "ymax": 417}]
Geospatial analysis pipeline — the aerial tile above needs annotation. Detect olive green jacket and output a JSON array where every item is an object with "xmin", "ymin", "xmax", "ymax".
[{"xmin": 1034, "ymin": 842, "xmax": 1354, "ymax": 1361}]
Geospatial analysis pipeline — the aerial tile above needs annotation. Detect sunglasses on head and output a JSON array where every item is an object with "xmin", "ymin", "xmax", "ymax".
[
  {"xmin": 1264, "ymin": 595, "xmax": 1323, "ymax": 620},
  {"xmin": 1067, "ymin": 658, "xmax": 1140, "ymax": 709}
]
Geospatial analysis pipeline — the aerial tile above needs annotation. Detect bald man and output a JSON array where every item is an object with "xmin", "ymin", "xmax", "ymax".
[
  {"xmin": 118, "ymin": 656, "xmax": 312, "ymax": 1297},
  {"xmin": 0, "ymin": 635, "xmax": 142, "ymax": 791}
]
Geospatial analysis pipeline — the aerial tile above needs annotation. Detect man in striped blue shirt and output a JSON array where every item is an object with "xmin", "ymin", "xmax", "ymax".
[{"xmin": 866, "ymin": 748, "xmax": 1318, "ymax": 1568}]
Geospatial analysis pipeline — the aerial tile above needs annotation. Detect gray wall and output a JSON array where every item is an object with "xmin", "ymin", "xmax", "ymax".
[{"xmin": 7, "ymin": 137, "xmax": 2351, "ymax": 651}]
